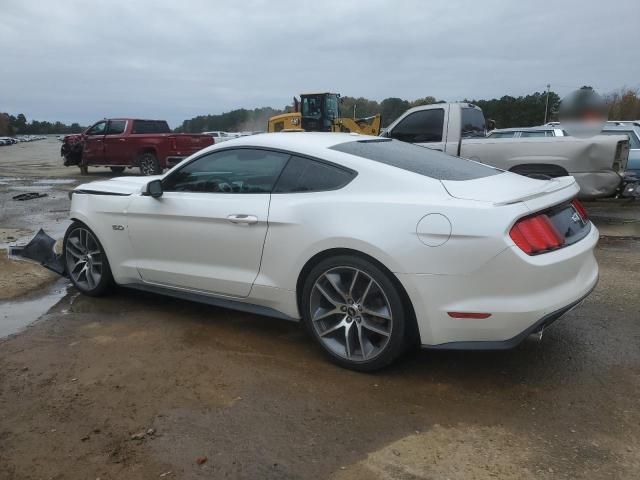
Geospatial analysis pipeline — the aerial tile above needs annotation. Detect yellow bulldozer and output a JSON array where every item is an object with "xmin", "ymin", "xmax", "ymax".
[{"xmin": 267, "ymin": 93, "xmax": 381, "ymax": 135}]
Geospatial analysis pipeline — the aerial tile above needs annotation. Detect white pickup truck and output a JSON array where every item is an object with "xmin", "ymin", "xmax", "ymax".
[{"xmin": 382, "ymin": 103, "xmax": 629, "ymax": 199}]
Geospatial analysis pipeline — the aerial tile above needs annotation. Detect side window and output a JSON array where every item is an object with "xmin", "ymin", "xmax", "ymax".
[
  {"xmin": 86, "ymin": 122, "xmax": 107, "ymax": 136},
  {"xmin": 460, "ymin": 108, "xmax": 486, "ymax": 138},
  {"xmin": 106, "ymin": 120, "xmax": 126, "ymax": 135},
  {"xmin": 132, "ymin": 120, "xmax": 171, "ymax": 134},
  {"xmin": 487, "ymin": 131, "xmax": 515, "ymax": 138},
  {"xmin": 274, "ymin": 156, "xmax": 356, "ymax": 193},
  {"xmin": 163, "ymin": 149, "xmax": 289, "ymax": 193},
  {"xmin": 389, "ymin": 109, "xmax": 444, "ymax": 143},
  {"xmin": 520, "ymin": 131, "xmax": 548, "ymax": 138}
]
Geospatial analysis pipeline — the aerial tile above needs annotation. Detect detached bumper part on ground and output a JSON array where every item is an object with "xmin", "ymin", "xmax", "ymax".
[{"xmin": 9, "ymin": 229, "xmax": 65, "ymax": 275}]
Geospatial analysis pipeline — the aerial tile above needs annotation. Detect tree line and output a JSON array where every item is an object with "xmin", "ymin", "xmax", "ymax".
[
  {"xmin": 0, "ymin": 113, "xmax": 84, "ymax": 136},
  {"xmin": 2, "ymin": 88, "xmax": 639, "ymax": 136},
  {"xmin": 176, "ymin": 88, "xmax": 640, "ymax": 133}
]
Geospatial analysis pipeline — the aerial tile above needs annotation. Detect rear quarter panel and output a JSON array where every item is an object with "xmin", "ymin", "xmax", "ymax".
[{"xmin": 459, "ymin": 135, "xmax": 624, "ymax": 174}]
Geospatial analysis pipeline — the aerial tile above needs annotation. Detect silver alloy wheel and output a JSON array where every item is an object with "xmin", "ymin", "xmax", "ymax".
[
  {"xmin": 65, "ymin": 227, "xmax": 103, "ymax": 290},
  {"xmin": 140, "ymin": 156, "xmax": 156, "ymax": 175},
  {"xmin": 310, "ymin": 266, "xmax": 393, "ymax": 362}
]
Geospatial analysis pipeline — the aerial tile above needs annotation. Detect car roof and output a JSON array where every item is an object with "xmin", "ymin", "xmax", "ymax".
[
  {"xmin": 491, "ymin": 126, "xmax": 556, "ymax": 133},
  {"xmin": 601, "ymin": 125, "xmax": 639, "ymax": 132},
  {"xmin": 207, "ymin": 132, "xmax": 376, "ymax": 152}
]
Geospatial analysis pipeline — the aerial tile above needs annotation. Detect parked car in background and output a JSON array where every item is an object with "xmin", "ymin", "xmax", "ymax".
[
  {"xmin": 382, "ymin": 103, "xmax": 629, "ymax": 199},
  {"xmin": 490, "ymin": 124, "xmax": 640, "ymax": 178},
  {"xmin": 487, "ymin": 126, "xmax": 565, "ymax": 138},
  {"xmin": 61, "ymin": 118, "xmax": 214, "ymax": 175},
  {"xmin": 62, "ymin": 132, "xmax": 597, "ymax": 371},
  {"xmin": 203, "ymin": 131, "xmax": 235, "ymax": 143}
]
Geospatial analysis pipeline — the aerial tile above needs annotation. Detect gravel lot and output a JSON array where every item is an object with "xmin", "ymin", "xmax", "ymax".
[{"xmin": 0, "ymin": 139, "xmax": 639, "ymax": 479}]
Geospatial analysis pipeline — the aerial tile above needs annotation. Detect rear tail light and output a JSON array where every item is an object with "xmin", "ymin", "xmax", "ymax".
[
  {"xmin": 572, "ymin": 198, "xmax": 588, "ymax": 220},
  {"xmin": 510, "ymin": 213, "xmax": 564, "ymax": 255}
]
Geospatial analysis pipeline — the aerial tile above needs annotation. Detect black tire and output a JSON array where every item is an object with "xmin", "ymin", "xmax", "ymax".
[
  {"xmin": 110, "ymin": 167, "xmax": 125, "ymax": 173},
  {"xmin": 139, "ymin": 153, "xmax": 161, "ymax": 175},
  {"xmin": 63, "ymin": 222, "xmax": 114, "ymax": 296},
  {"xmin": 301, "ymin": 255, "xmax": 408, "ymax": 372}
]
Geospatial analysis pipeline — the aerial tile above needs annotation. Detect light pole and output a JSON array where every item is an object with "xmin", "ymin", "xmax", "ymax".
[{"xmin": 544, "ymin": 84, "xmax": 551, "ymax": 124}]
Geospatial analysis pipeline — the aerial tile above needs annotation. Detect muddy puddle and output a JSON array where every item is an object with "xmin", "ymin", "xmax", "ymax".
[
  {"xmin": 33, "ymin": 179, "xmax": 76, "ymax": 185},
  {"xmin": 0, "ymin": 278, "xmax": 70, "ymax": 339}
]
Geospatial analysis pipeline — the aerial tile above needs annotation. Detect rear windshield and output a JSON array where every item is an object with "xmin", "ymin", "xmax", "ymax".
[
  {"xmin": 330, "ymin": 139, "xmax": 500, "ymax": 180},
  {"xmin": 132, "ymin": 120, "xmax": 171, "ymax": 134}
]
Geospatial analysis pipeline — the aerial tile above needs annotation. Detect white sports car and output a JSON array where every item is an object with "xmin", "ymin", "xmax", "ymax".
[{"xmin": 64, "ymin": 132, "xmax": 598, "ymax": 371}]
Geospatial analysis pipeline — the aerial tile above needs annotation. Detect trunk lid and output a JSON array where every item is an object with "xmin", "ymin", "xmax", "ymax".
[{"xmin": 440, "ymin": 172, "xmax": 578, "ymax": 206}]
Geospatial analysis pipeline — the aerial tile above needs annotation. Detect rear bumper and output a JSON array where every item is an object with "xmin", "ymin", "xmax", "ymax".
[
  {"xmin": 424, "ymin": 281, "xmax": 596, "ymax": 350},
  {"xmin": 397, "ymin": 224, "xmax": 600, "ymax": 347},
  {"xmin": 571, "ymin": 171, "xmax": 622, "ymax": 199}
]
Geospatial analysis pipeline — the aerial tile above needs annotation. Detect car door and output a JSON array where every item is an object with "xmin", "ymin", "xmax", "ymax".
[
  {"xmin": 83, "ymin": 121, "xmax": 107, "ymax": 164},
  {"xmin": 126, "ymin": 147, "xmax": 290, "ymax": 298},
  {"xmin": 103, "ymin": 120, "xmax": 129, "ymax": 166}
]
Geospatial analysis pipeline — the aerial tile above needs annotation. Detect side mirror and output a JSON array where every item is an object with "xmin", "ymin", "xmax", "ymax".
[{"xmin": 145, "ymin": 179, "xmax": 163, "ymax": 198}]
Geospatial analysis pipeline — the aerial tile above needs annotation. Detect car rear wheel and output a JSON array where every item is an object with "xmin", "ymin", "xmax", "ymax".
[
  {"xmin": 139, "ymin": 153, "xmax": 161, "ymax": 175},
  {"xmin": 302, "ymin": 255, "xmax": 409, "ymax": 372},
  {"xmin": 63, "ymin": 222, "xmax": 114, "ymax": 296}
]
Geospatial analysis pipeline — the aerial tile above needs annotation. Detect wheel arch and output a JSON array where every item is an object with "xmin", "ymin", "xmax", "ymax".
[
  {"xmin": 295, "ymin": 247, "xmax": 420, "ymax": 344},
  {"xmin": 137, "ymin": 147, "xmax": 158, "ymax": 157}
]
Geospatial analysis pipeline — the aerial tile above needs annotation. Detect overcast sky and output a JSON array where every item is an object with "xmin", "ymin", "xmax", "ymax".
[{"xmin": 1, "ymin": 0, "xmax": 639, "ymax": 127}]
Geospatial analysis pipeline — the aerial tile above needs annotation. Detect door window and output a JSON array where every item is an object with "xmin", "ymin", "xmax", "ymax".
[
  {"xmin": 488, "ymin": 131, "xmax": 516, "ymax": 138},
  {"xmin": 601, "ymin": 130, "xmax": 640, "ymax": 149},
  {"xmin": 389, "ymin": 109, "xmax": 444, "ymax": 143},
  {"xmin": 520, "ymin": 130, "xmax": 550, "ymax": 137},
  {"xmin": 274, "ymin": 156, "xmax": 356, "ymax": 193},
  {"xmin": 163, "ymin": 148, "xmax": 290, "ymax": 193},
  {"xmin": 86, "ymin": 122, "xmax": 107, "ymax": 136},
  {"xmin": 460, "ymin": 108, "xmax": 486, "ymax": 138},
  {"xmin": 106, "ymin": 120, "xmax": 127, "ymax": 135}
]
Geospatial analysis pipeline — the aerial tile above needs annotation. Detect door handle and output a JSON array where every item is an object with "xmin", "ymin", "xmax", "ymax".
[
  {"xmin": 118, "ymin": 138, "xmax": 126, "ymax": 142},
  {"xmin": 227, "ymin": 214, "xmax": 258, "ymax": 225}
]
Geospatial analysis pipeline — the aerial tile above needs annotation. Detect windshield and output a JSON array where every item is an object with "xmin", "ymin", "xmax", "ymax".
[
  {"xmin": 301, "ymin": 95, "xmax": 323, "ymax": 119},
  {"xmin": 325, "ymin": 95, "xmax": 339, "ymax": 119}
]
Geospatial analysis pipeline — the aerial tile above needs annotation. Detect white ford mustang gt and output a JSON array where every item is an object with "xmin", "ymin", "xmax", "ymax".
[{"xmin": 64, "ymin": 132, "xmax": 598, "ymax": 371}]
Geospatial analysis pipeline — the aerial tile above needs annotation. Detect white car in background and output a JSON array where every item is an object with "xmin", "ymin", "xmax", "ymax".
[
  {"xmin": 203, "ymin": 131, "xmax": 236, "ymax": 143},
  {"xmin": 63, "ymin": 133, "xmax": 598, "ymax": 371}
]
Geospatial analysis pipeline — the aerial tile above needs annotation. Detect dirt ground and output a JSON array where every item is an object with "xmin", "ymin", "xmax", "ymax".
[
  {"xmin": 1, "ymin": 140, "xmax": 639, "ymax": 479},
  {"xmin": 0, "ymin": 250, "xmax": 57, "ymax": 300}
]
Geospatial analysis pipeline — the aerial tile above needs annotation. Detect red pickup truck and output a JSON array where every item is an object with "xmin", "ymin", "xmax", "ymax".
[{"xmin": 61, "ymin": 118, "xmax": 214, "ymax": 175}]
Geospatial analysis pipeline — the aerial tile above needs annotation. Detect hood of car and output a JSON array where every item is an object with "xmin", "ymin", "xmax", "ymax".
[
  {"xmin": 441, "ymin": 172, "xmax": 577, "ymax": 206},
  {"xmin": 75, "ymin": 175, "xmax": 161, "ymax": 195}
]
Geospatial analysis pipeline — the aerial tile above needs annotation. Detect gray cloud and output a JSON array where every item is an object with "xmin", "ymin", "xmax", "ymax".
[{"xmin": 1, "ymin": 0, "xmax": 638, "ymax": 127}]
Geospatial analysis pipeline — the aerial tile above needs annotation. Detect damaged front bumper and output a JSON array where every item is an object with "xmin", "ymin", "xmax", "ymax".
[
  {"xmin": 619, "ymin": 172, "xmax": 640, "ymax": 198},
  {"xmin": 9, "ymin": 229, "xmax": 66, "ymax": 276}
]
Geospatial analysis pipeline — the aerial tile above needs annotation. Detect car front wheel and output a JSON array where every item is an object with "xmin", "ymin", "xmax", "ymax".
[
  {"xmin": 302, "ymin": 255, "xmax": 409, "ymax": 372},
  {"xmin": 63, "ymin": 222, "xmax": 114, "ymax": 296}
]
